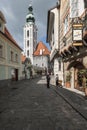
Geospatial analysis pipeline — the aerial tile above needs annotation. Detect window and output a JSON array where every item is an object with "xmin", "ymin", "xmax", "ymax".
[
  {"xmin": 27, "ymin": 40, "xmax": 29, "ymax": 47},
  {"xmin": 27, "ymin": 50, "xmax": 29, "ymax": 56},
  {"xmin": 40, "ymin": 49, "xmax": 42, "ymax": 55},
  {"xmin": 64, "ymin": 15, "xmax": 69, "ymax": 35},
  {"xmin": 0, "ymin": 45, "xmax": 3, "ymax": 57},
  {"xmin": 70, "ymin": 0, "xmax": 78, "ymax": 18},
  {"xmin": 59, "ymin": 61, "xmax": 61, "ymax": 71},
  {"xmin": 15, "ymin": 54, "xmax": 18, "ymax": 62},
  {"xmin": 27, "ymin": 30, "xmax": 29, "ymax": 37},
  {"xmin": 11, "ymin": 51, "xmax": 13, "ymax": 61},
  {"xmin": 85, "ymin": 0, "xmax": 87, "ymax": 8}
]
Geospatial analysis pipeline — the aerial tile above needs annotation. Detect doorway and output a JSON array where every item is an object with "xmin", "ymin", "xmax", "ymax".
[{"xmin": 15, "ymin": 69, "xmax": 18, "ymax": 81}]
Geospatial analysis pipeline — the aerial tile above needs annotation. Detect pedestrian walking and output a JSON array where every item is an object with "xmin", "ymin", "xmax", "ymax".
[
  {"xmin": 55, "ymin": 74, "xmax": 59, "ymax": 87},
  {"xmin": 46, "ymin": 73, "xmax": 50, "ymax": 88}
]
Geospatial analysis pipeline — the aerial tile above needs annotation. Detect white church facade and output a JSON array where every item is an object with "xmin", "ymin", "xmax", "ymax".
[{"xmin": 23, "ymin": 4, "xmax": 37, "ymax": 64}]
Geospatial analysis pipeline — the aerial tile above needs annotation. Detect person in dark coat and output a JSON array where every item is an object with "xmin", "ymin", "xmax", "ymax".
[
  {"xmin": 46, "ymin": 73, "xmax": 50, "ymax": 88},
  {"xmin": 56, "ymin": 74, "xmax": 59, "ymax": 87}
]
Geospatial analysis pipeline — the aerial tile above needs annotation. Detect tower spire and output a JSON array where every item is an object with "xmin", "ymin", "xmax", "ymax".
[{"xmin": 26, "ymin": 1, "xmax": 35, "ymax": 23}]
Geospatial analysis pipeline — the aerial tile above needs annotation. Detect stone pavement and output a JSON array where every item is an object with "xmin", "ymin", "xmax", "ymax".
[
  {"xmin": 50, "ymin": 75, "xmax": 87, "ymax": 120},
  {"xmin": 0, "ymin": 76, "xmax": 87, "ymax": 130}
]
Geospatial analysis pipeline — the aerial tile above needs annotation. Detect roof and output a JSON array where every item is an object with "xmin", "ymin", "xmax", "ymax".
[
  {"xmin": 21, "ymin": 54, "xmax": 26, "ymax": 62},
  {"xmin": 4, "ymin": 27, "xmax": 22, "ymax": 51},
  {"xmin": 0, "ymin": 11, "xmax": 22, "ymax": 51},
  {"xmin": 0, "ymin": 11, "xmax": 6, "ymax": 23},
  {"xmin": 33, "ymin": 41, "xmax": 50, "ymax": 56}
]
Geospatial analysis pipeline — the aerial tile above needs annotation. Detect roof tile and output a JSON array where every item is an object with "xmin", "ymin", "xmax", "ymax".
[{"xmin": 33, "ymin": 41, "xmax": 50, "ymax": 56}]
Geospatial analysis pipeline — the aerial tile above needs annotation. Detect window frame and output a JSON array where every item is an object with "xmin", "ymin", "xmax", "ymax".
[
  {"xmin": 11, "ymin": 51, "xmax": 14, "ymax": 61},
  {"xmin": 27, "ymin": 40, "xmax": 29, "ymax": 47},
  {"xmin": 27, "ymin": 50, "xmax": 29, "ymax": 56},
  {"xmin": 59, "ymin": 60, "xmax": 61, "ymax": 71},
  {"xmin": 15, "ymin": 53, "xmax": 18, "ymax": 62},
  {"xmin": 27, "ymin": 30, "xmax": 29, "ymax": 37}
]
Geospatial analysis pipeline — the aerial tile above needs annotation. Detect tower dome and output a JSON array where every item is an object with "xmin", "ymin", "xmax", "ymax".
[{"xmin": 26, "ymin": 4, "xmax": 35, "ymax": 23}]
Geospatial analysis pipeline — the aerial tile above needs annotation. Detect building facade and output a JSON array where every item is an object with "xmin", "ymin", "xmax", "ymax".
[
  {"xmin": 47, "ymin": 3, "xmax": 64, "ymax": 84},
  {"xmin": 0, "ymin": 11, "xmax": 22, "ymax": 81},
  {"xmin": 21, "ymin": 54, "xmax": 32, "ymax": 79},
  {"xmin": 33, "ymin": 41, "xmax": 50, "ymax": 74},
  {"xmin": 59, "ymin": 0, "xmax": 87, "ymax": 91},
  {"xmin": 23, "ymin": 4, "xmax": 37, "ymax": 65}
]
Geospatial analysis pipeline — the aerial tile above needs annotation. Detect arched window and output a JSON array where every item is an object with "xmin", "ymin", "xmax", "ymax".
[
  {"xmin": 27, "ymin": 30, "xmax": 29, "ymax": 37},
  {"xmin": 59, "ymin": 60, "xmax": 61, "ymax": 71},
  {"xmin": 27, "ymin": 50, "xmax": 29, "ymax": 56},
  {"xmin": 11, "ymin": 51, "xmax": 13, "ymax": 61},
  {"xmin": 27, "ymin": 40, "xmax": 29, "ymax": 47},
  {"xmin": 15, "ymin": 54, "xmax": 18, "ymax": 62}
]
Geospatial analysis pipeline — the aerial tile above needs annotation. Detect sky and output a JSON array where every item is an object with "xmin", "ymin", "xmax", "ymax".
[{"xmin": 0, "ymin": 0, "xmax": 57, "ymax": 50}]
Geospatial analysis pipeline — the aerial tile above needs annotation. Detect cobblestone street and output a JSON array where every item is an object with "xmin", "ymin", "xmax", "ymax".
[{"xmin": 0, "ymin": 76, "xmax": 87, "ymax": 130}]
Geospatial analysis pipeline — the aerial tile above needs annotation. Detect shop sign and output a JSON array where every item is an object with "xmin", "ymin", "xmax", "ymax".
[
  {"xmin": 72, "ymin": 23, "xmax": 83, "ymax": 46},
  {"xmin": 73, "ymin": 29, "xmax": 82, "ymax": 41}
]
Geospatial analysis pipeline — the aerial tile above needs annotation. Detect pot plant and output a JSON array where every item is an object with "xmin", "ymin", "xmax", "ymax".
[
  {"xmin": 83, "ymin": 76, "xmax": 87, "ymax": 96},
  {"xmin": 65, "ymin": 72, "xmax": 71, "ymax": 88},
  {"xmin": 85, "ymin": 78, "xmax": 87, "ymax": 96},
  {"xmin": 83, "ymin": 69, "xmax": 87, "ymax": 96}
]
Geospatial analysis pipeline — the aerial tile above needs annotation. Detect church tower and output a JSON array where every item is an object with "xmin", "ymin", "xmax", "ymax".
[{"xmin": 23, "ymin": 3, "xmax": 37, "ymax": 64}]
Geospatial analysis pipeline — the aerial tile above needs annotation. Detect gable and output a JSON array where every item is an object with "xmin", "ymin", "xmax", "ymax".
[{"xmin": 33, "ymin": 41, "xmax": 50, "ymax": 56}]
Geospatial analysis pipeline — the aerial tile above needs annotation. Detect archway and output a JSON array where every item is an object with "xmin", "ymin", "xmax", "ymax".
[
  {"xmin": 67, "ymin": 60, "xmax": 86, "ymax": 91},
  {"xmin": 67, "ymin": 61, "xmax": 85, "ymax": 70}
]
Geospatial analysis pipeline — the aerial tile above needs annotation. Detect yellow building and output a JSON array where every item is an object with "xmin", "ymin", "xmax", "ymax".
[{"xmin": 0, "ymin": 11, "xmax": 22, "ymax": 81}]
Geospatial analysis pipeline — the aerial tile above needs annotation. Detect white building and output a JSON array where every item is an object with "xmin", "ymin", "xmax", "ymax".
[
  {"xmin": 33, "ymin": 41, "xmax": 50, "ymax": 72},
  {"xmin": 47, "ymin": 3, "xmax": 64, "ymax": 84},
  {"xmin": 23, "ymin": 4, "xmax": 37, "ymax": 65}
]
